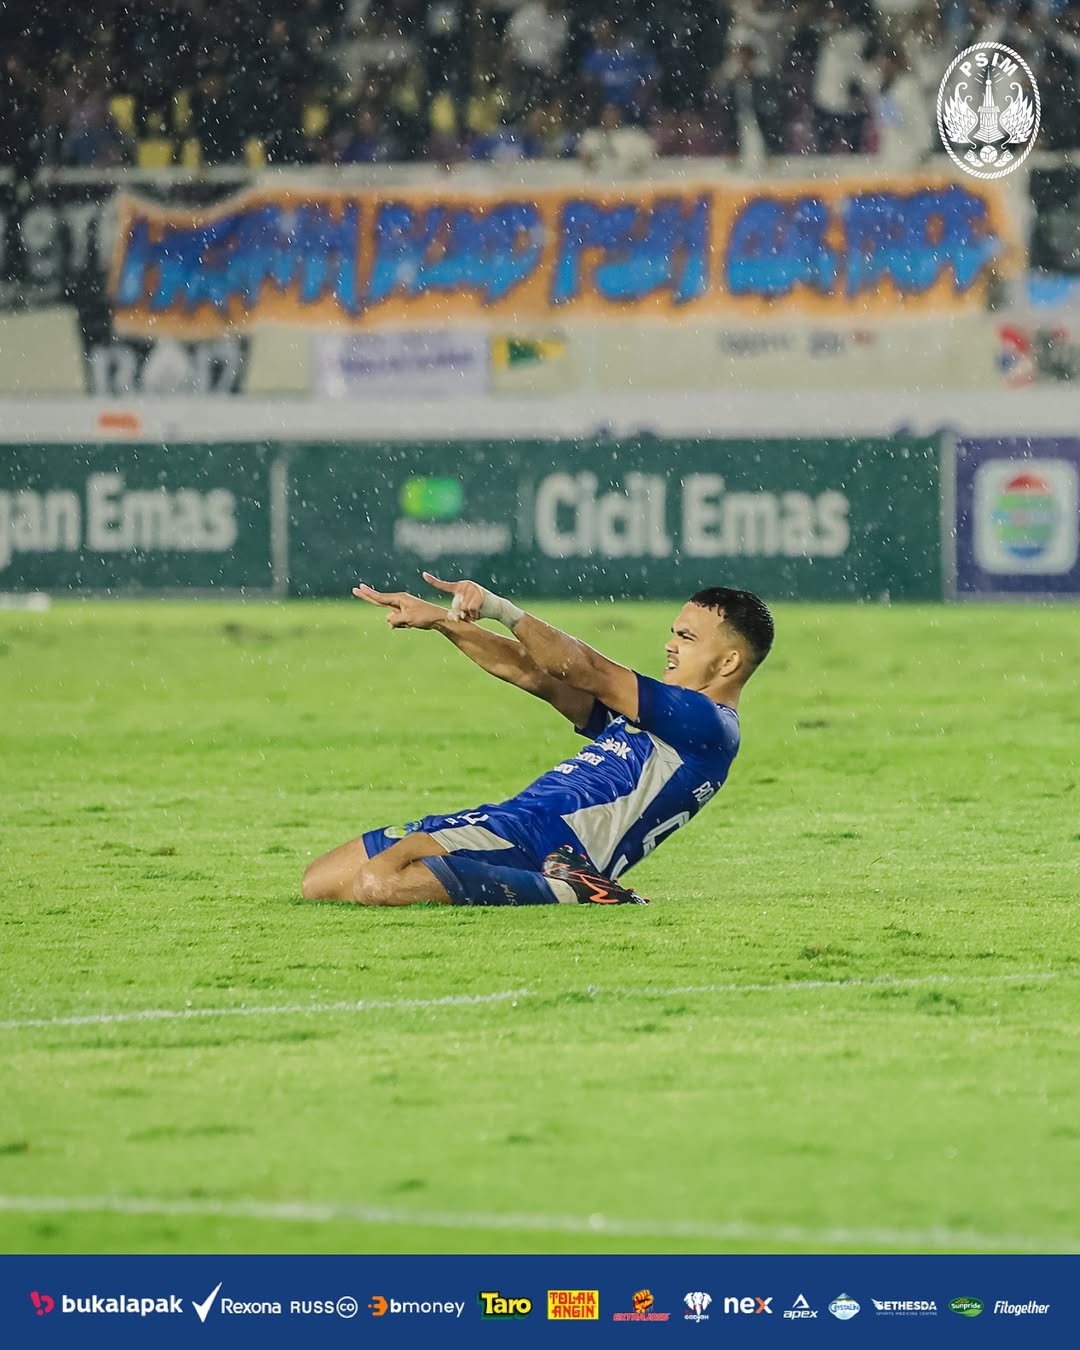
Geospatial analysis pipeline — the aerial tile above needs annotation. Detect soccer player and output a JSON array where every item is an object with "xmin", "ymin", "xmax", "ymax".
[{"xmin": 301, "ymin": 574, "xmax": 773, "ymax": 907}]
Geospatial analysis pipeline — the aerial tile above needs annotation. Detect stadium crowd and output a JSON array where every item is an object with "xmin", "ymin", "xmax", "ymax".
[{"xmin": 2, "ymin": 0, "xmax": 1079, "ymax": 175}]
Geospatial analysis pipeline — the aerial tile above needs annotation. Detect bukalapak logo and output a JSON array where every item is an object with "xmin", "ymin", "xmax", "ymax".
[
  {"xmin": 50, "ymin": 1292, "xmax": 185, "ymax": 1317},
  {"xmin": 29, "ymin": 1292, "xmax": 54, "ymax": 1316}
]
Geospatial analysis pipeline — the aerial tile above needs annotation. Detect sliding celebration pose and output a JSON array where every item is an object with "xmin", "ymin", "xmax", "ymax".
[{"xmin": 302, "ymin": 574, "xmax": 773, "ymax": 908}]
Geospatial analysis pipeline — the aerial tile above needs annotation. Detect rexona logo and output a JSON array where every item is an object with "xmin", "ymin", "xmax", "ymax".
[
  {"xmin": 613, "ymin": 1290, "xmax": 670, "ymax": 1322},
  {"xmin": 950, "ymin": 1297, "xmax": 985, "ymax": 1317},
  {"xmin": 784, "ymin": 1294, "xmax": 817, "ymax": 1320},
  {"xmin": 993, "ymin": 1300, "xmax": 1051, "ymax": 1316},
  {"xmin": 683, "ymin": 1292, "xmax": 711, "ymax": 1323},
  {"xmin": 0, "ymin": 477, "xmax": 238, "ymax": 571},
  {"xmin": 829, "ymin": 1293, "xmax": 860, "ymax": 1321},
  {"xmin": 871, "ymin": 1299, "xmax": 938, "ymax": 1317},
  {"xmin": 367, "ymin": 1295, "xmax": 465, "ymax": 1319},
  {"xmin": 722, "ymin": 1295, "xmax": 772, "ymax": 1314},
  {"xmin": 478, "ymin": 1292, "xmax": 532, "ymax": 1318},
  {"xmin": 29, "ymin": 1292, "xmax": 54, "ymax": 1316},
  {"xmin": 547, "ymin": 1290, "xmax": 598, "ymax": 1320}
]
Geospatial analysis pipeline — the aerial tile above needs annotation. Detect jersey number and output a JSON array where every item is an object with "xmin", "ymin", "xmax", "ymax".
[{"xmin": 611, "ymin": 812, "xmax": 691, "ymax": 879}]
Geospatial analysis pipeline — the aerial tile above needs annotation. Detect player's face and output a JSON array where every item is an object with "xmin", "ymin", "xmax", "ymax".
[{"xmin": 663, "ymin": 603, "xmax": 736, "ymax": 689}]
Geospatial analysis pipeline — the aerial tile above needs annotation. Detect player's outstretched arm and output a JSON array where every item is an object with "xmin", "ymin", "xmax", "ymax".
[
  {"xmin": 423, "ymin": 574, "xmax": 640, "ymax": 722},
  {"xmin": 353, "ymin": 584, "xmax": 594, "ymax": 726}
]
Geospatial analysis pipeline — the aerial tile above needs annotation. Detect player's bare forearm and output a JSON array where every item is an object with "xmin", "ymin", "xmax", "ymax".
[
  {"xmin": 433, "ymin": 616, "xmax": 546, "ymax": 691},
  {"xmin": 507, "ymin": 612, "xmax": 596, "ymax": 685}
]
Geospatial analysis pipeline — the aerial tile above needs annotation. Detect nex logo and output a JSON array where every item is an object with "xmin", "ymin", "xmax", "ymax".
[{"xmin": 724, "ymin": 1295, "xmax": 773, "ymax": 1315}]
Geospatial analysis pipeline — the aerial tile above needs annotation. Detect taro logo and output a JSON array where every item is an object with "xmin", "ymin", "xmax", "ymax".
[{"xmin": 950, "ymin": 1297, "xmax": 984, "ymax": 1317}]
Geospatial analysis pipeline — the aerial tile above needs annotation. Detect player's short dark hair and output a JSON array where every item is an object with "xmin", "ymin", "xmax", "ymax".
[{"xmin": 689, "ymin": 587, "xmax": 775, "ymax": 668}]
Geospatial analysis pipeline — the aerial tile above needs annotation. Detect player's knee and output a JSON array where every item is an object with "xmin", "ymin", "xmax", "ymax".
[
  {"xmin": 301, "ymin": 858, "xmax": 327, "ymax": 900},
  {"xmin": 352, "ymin": 867, "xmax": 390, "ymax": 905}
]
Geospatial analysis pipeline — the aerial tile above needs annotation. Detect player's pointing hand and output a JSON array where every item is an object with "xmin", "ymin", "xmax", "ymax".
[
  {"xmin": 352, "ymin": 584, "xmax": 445, "ymax": 630},
  {"xmin": 422, "ymin": 572, "xmax": 487, "ymax": 621}
]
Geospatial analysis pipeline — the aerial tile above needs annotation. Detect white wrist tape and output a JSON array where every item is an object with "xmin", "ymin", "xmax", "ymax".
[{"xmin": 449, "ymin": 589, "xmax": 522, "ymax": 628}]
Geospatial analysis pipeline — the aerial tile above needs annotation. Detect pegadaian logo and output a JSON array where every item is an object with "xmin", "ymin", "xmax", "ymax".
[
  {"xmin": 949, "ymin": 1297, "xmax": 984, "ymax": 1317},
  {"xmin": 937, "ymin": 42, "xmax": 1039, "ymax": 179}
]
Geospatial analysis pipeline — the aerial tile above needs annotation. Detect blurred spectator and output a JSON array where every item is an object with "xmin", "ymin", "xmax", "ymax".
[
  {"xmin": 1042, "ymin": 0, "xmax": 1080, "ymax": 148},
  {"xmin": 336, "ymin": 104, "xmax": 401, "ymax": 161},
  {"xmin": 336, "ymin": 12, "xmax": 418, "ymax": 91},
  {"xmin": 725, "ymin": 0, "xmax": 788, "ymax": 155},
  {"xmin": 578, "ymin": 100, "xmax": 655, "ymax": 174},
  {"xmin": 504, "ymin": 0, "xmax": 568, "ymax": 108},
  {"xmin": 812, "ymin": 3, "xmax": 872, "ymax": 152},
  {"xmin": 580, "ymin": 17, "xmax": 658, "ymax": 123},
  {"xmin": 250, "ymin": 16, "xmax": 313, "ymax": 163},
  {"xmin": 63, "ymin": 58, "xmax": 131, "ymax": 167},
  {"xmin": 0, "ymin": 54, "xmax": 43, "ymax": 176}
]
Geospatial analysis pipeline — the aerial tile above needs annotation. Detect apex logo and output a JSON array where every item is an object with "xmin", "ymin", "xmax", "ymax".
[
  {"xmin": 478, "ymin": 1292, "xmax": 532, "ymax": 1318},
  {"xmin": 30, "ymin": 1292, "xmax": 55, "ymax": 1316},
  {"xmin": 783, "ymin": 1294, "xmax": 817, "ymax": 1320},
  {"xmin": 723, "ymin": 1295, "xmax": 773, "ymax": 1314}
]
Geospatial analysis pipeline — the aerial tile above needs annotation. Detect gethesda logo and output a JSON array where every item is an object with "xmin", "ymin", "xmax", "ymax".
[
  {"xmin": 829, "ymin": 1293, "xmax": 860, "ymax": 1321},
  {"xmin": 29, "ymin": 1292, "xmax": 55, "ymax": 1316}
]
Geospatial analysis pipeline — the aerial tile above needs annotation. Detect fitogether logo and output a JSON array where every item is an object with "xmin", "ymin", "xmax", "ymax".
[
  {"xmin": 950, "ymin": 1297, "xmax": 985, "ymax": 1317},
  {"xmin": 937, "ymin": 42, "xmax": 1039, "ymax": 178},
  {"xmin": 547, "ymin": 1290, "xmax": 599, "ymax": 1320}
]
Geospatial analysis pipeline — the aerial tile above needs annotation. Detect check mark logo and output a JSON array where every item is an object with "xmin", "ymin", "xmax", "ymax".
[{"xmin": 193, "ymin": 1282, "xmax": 222, "ymax": 1324}]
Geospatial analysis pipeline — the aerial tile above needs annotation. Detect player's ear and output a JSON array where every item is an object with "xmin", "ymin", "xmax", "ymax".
[{"xmin": 715, "ymin": 645, "xmax": 743, "ymax": 678}]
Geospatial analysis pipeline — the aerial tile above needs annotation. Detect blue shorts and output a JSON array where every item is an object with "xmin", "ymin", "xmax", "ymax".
[{"xmin": 362, "ymin": 804, "xmax": 577, "ymax": 873}]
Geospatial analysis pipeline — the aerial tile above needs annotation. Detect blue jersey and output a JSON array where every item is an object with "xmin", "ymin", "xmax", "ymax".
[{"xmin": 498, "ymin": 673, "xmax": 740, "ymax": 879}]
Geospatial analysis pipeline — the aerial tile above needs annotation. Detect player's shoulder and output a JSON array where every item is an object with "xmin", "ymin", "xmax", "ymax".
[{"xmin": 633, "ymin": 673, "xmax": 740, "ymax": 756}]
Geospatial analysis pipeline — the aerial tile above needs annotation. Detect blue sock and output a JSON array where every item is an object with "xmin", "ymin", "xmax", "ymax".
[{"xmin": 422, "ymin": 855, "xmax": 564, "ymax": 906}]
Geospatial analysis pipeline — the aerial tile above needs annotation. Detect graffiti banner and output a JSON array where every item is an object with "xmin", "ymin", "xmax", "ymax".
[{"xmin": 109, "ymin": 174, "xmax": 1022, "ymax": 338}]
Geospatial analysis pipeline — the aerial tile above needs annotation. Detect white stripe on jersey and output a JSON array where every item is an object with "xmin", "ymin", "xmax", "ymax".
[{"xmin": 559, "ymin": 733, "xmax": 684, "ymax": 873}]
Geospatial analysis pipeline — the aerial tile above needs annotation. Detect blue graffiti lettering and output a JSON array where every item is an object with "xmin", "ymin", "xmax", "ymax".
[
  {"xmin": 116, "ymin": 202, "xmax": 362, "ymax": 315},
  {"xmin": 726, "ymin": 197, "xmax": 837, "ymax": 298},
  {"xmin": 844, "ymin": 186, "xmax": 999, "ymax": 296},
  {"xmin": 551, "ymin": 197, "xmax": 709, "ymax": 305},
  {"xmin": 367, "ymin": 201, "xmax": 542, "ymax": 307}
]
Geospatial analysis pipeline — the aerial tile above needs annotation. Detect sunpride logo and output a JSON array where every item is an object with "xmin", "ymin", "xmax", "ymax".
[{"xmin": 950, "ymin": 1297, "xmax": 984, "ymax": 1317}]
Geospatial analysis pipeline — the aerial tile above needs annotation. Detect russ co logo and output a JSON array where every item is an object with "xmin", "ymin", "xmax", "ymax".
[
  {"xmin": 547, "ymin": 1290, "xmax": 598, "ymax": 1320},
  {"xmin": 613, "ymin": 1290, "xmax": 670, "ymax": 1322},
  {"xmin": 478, "ymin": 1292, "xmax": 532, "ymax": 1319},
  {"xmin": 683, "ymin": 1293, "xmax": 711, "ymax": 1322}
]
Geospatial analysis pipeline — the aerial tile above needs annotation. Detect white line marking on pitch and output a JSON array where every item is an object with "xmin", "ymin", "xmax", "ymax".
[
  {"xmin": 0, "ymin": 1193, "xmax": 1074, "ymax": 1254},
  {"xmin": 0, "ymin": 970, "xmax": 1061, "ymax": 1032}
]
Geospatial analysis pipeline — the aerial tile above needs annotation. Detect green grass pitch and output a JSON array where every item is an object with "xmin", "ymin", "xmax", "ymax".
[{"xmin": 1, "ymin": 598, "xmax": 1078, "ymax": 1255}]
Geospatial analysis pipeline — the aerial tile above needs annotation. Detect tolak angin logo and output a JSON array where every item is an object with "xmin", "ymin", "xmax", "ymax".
[
  {"xmin": 937, "ymin": 42, "xmax": 1039, "ymax": 178},
  {"xmin": 613, "ymin": 1290, "xmax": 670, "ymax": 1322},
  {"xmin": 829, "ymin": 1293, "xmax": 860, "ymax": 1321},
  {"xmin": 950, "ymin": 1297, "xmax": 985, "ymax": 1317},
  {"xmin": 683, "ymin": 1292, "xmax": 711, "ymax": 1323},
  {"xmin": 784, "ymin": 1293, "xmax": 817, "ymax": 1320},
  {"xmin": 547, "ymin": 1290, "xmax": 599, "ymax": 1320},
  {"xmin": 871, "ymin": 1298, "xmax": 938, "ymax": 1317},
  {"xmin": 478, "ymin": 1292, "xmax": 532, "ymax": 1319},
  {"xmin": 974, "ymin": 460, "xmax": 1079, "ymax": 575},
  {"xmin": 367, "ymin": 1295, "xmax": 465, "ymax": 1319}
]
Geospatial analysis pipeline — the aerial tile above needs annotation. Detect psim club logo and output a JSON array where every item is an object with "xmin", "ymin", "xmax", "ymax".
[
  {"xmin": 937, "ymin": 42, "xmax": 1039, "ymax": 178},
  {"xmin": 613, "ymin": 1290, "xmax": 669, "ymax": 1322},
  {"xmin": 30, "ymin": 1292, "xmax": 55, "ymax": 1316}
]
